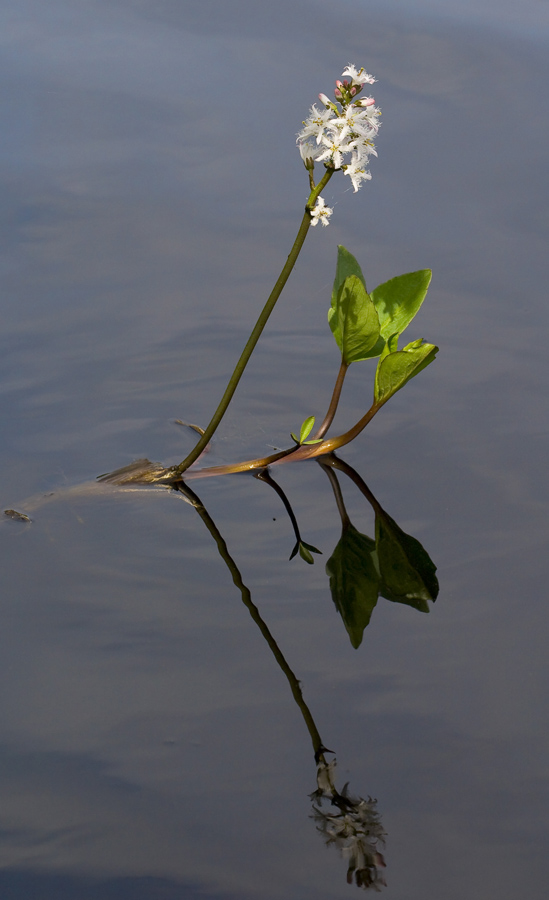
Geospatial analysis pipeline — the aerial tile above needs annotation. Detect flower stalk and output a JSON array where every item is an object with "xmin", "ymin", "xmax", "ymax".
[
  {"xmin": 175, "ymin": 64, "xmax": 382, "ymax": 476},
  {"xmin": 174, "ymin": 167, "xmax": 334, "ymax": 476}
]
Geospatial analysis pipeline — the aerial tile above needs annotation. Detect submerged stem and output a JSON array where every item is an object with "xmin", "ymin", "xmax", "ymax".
[
  {"xmin": 181, "ymin": 397, "xmax": 384, "ymax": 480},
  {"xmin": 174, "ymin": 168, "xmax": 335, "ymax": 476}
]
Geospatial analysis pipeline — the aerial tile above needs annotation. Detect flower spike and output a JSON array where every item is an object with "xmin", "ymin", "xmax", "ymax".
[{"xmin": 297, "ymin": 64, "xmax": 381, "ymax": 206}]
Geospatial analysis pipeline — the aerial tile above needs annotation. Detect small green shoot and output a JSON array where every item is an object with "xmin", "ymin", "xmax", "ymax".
[{"xmin": 291, "ymin": 416, "xmax": 324, "ymax": 446}]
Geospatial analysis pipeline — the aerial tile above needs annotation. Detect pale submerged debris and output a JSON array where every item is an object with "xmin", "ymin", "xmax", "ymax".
[
  {"xmin": 310, "ymin": 196, "xmax": 333, "ymax": 227},
  {"xmin": 297, "ymin": 64, "xmax": 381, "ymax": 199}
]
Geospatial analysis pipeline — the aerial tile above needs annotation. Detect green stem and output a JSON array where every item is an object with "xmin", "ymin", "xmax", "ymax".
[
  {"xmin": 174, "ymin": 168, "xmax": 335, "ymax": 476},
  {"xmin": 311, "ymin": 359, "xmax": 348, "ymax": 440}
]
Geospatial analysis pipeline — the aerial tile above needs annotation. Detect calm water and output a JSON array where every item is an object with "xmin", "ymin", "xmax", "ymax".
[{"xmin": 1, "ymin": 1, "xmax": 548, "ymax": 897}]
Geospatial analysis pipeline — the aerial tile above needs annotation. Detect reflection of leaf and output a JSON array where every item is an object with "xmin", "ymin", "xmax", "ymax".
[
  {"xmin": 374, "ymin": 339, "xmax": 438, "ymax": 404},
  {"xmin": 326, "ymin": 525, "xmax": 380, "ymax": 648},
  {"xmin": 328, "ymin": 275, "xmax": 381, "ymax": 364},
  {"xmin": 370, "ymin": 269, "xmax": 432, "ymax": 340},
  {"xmin": 376, "ymin": 512, "xmax": 439, "ymax": 612}
]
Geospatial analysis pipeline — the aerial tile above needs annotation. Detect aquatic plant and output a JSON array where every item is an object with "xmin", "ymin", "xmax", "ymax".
[
  {"xmin": 169, "ymin": 64, "xmax": 437, "ymax": 479},
  {"xmin": 4, "ymin": 65, "xmax": 439, "ymax": 511}
]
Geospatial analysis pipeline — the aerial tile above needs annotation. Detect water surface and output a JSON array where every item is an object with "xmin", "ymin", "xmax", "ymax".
[{"xmin": 1, "ymin": 1, "xmax": 548, "ymax": 897}]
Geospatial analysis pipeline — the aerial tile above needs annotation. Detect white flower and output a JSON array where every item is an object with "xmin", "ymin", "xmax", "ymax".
[
  {"xmin": 343, "ymin": 156, "xmax": 373, "ymax": 193},
  {"xmin": 316, "ymin": 133, "xmax": 349, "ymax": 170},
  {"xmin": 297, "ymin": 103, "xmax": 337, "ymax": 145},
  {"xmin": 298, "ymin": 139, "xmax": 322, "ymax": 163},
  {"xmin": 341, "ymin": 64, "xmax": 376, "ymax": 86},
  {"xmin": 335, "ymin": 104, "xmax": 379, "ymax": 144},
  {"xmin": 310, "ymin": 196, "xmax": 333, "ymax": 226}
]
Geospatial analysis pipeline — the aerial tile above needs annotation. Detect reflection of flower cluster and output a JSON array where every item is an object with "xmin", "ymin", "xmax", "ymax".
[
  {"xmin": 311, "ymin": 759, "xmax": 386, "ymax": 891},
  {"xmin": 297, "ymin": 64, "xmax": 381, "ymax": 195}
]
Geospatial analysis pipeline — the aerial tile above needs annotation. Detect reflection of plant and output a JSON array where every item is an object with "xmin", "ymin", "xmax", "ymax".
[
  {"xmin": 174, "ymin": 478, "xmax": 388, "ymax": 891},
  {"xmin": 311, "ymin": 758, "xmax": 387, "ymax": 891}
]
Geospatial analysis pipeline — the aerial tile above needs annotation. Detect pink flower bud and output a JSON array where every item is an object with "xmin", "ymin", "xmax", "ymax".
[
  {"xmin": 335, "ymin": 80, "xmax": 343, "ymax": 88},
  {"xmin": 334, "ymin": 88, "xmax": 342, "ymax": 99},
  {"xmin": 318, "ymin": 92, "xmax": 331, "ymax": 107},
  {"xmin": 357, "ymin": 97, "xmax": 375, "ymax": 107}
]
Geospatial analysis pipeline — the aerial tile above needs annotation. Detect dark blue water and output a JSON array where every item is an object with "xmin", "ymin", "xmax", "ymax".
[{"xmin": 1, "ymin": 1, "xmax": 548, "ymax": 897}]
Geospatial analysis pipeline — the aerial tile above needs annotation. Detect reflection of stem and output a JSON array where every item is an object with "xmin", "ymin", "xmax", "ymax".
[
  {"xmin": 174, "ymin": 168, "xmax": 335, "ymax": 476},
  {"xmin": 319, "ymin": 460, "xmax": 351, "ymax": 531},
  {"xmin": 320, "ymin": 453, "xmax": 383, "ymax": 516},
  {"xmin": 254, "ymin": 469, "xmax": 302, "ymax": 551},
  {"xmin": 175, "ymin": 481, "xmax": 327, "ymax": 759},
  {"xmin": 312, "ymin": 360, "xmax": 349, "ymax": 440}
]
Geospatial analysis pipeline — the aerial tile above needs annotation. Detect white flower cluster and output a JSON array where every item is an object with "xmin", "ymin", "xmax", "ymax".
[{"xmin": 297, "ymin": 64, "xmax": 381, "ymax": 194}]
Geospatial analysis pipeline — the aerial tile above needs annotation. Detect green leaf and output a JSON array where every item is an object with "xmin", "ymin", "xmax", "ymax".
[
  {"xmin": 299, "ymin": 416, "xmax": 315, "ymax": 443},
  {"xmin": 331, "ymin": 245, "xmax": 367, "ymax": 310},
  {"xmin": 377, "ymin": 331, "xmax": 399, "ymax": 367},
  {"xmin": 374, "ymin": 339, "xmax": 438, "ymax": 404},
  {"xmin": 328, "ymin": 275, "xmax": 381, "ymax": 365},
  {"xmin": 376, "ymin": 512, "xmax": 439, "ymax": 612},
  {"xmin": 370, "ymin": 269, "xmax": 432, "ymax": 341},
  {"xmin": 326, "ymin": 525, "xmax": 380, "ymax": 648},
  {"xmin": 290, "ymin": 416, "xmax": 323, "ymax": 446}
]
